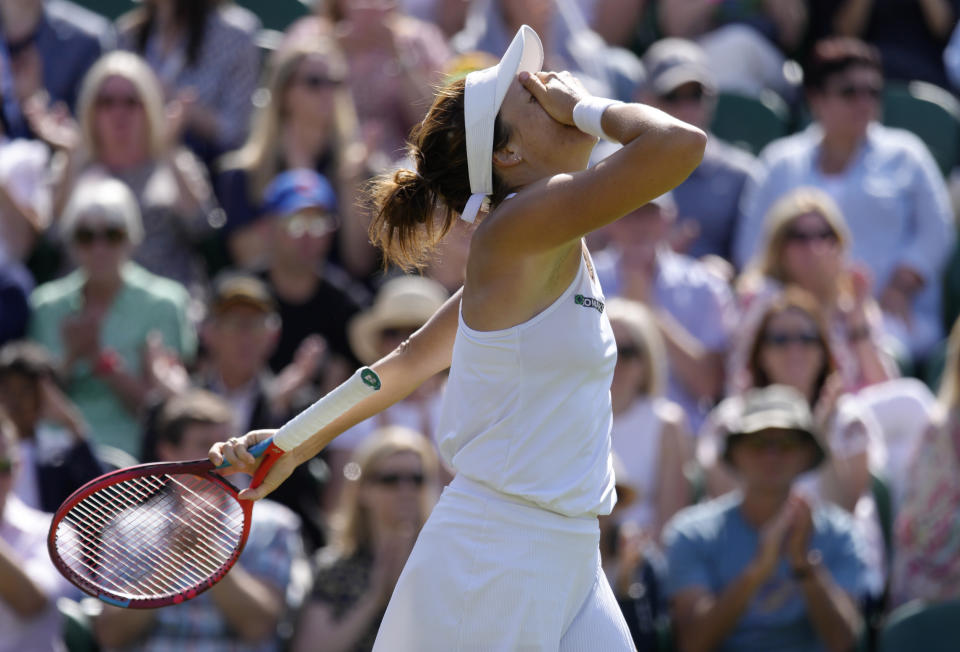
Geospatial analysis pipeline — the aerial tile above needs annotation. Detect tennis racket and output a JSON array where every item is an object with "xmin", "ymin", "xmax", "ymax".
[{"xmin": 47, "ymin": 366, "xmax": 382, "ymax": 609}]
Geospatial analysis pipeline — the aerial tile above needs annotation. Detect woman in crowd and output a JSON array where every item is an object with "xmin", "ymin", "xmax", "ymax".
[
  {"xmin": 116, "ymin": 0, "xmax": 261, "ymax": 158},
  {"xmin": 213, "ymin": 23, "xmax": 705, "ymax": 649},
  {"xmin": 890, "ymin": 315, "xmax": 960, "ymax": 606},
  {"xmin": 698, "ymin": 288, "xmax": 888, "ymax": 594},
  {"xmin": 737, "ymin": 187, "xmax": 897, "ymax": 390},
  {"xmin": 34, "ymin": 51, "xmax": 217, "ymax": 298},
  {"xmin": 29, "ymin": 177, "xmax": 195, "ymax": 461},
  {"xmin": 606, "ymin": 297, "xmax": 691, "ymax": 538},
  {"xmin": 293, "ymin": 426, "xmax": 439, "ymax": 652},
  {"xmin": 217, "ymin": 39, "xmax": 374, "ymax": 278}
]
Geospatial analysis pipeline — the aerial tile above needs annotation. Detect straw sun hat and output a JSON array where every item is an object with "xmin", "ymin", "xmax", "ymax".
[{"xmin": 348, "ymin": 276, "xmax": 449, "ymax": 364}]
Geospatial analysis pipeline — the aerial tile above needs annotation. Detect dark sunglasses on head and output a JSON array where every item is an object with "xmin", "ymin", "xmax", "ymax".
[
  {"xmin": 296, "ymin": 74, "xmax": 342, "ymax": 90},
  {"xmin": 95, "ymin": 94, "xmax": 143, "ymax": 110},
  {"xmin": 832, "ymin": 84, "xmax": 882, "ymax": 101},
  {"xmin": 73, "ymin": 225, "xmax": 127, "ymax": 246},
  {"xmin": 0, "ymin": 458, "xmax": 14, "ymax": 474},
  {"xmin": 370, "ymin": 472, "xmax": 425, "ymax": 488},
  {"xmin": 783, "ymin": 228, "xmax": 838, "ymax": 245},
  {"xmin": 661, "ymin": 86, "xmax": 706, "ymax": 104},
  {"xmin": 761, "ymin": 331, "xmax": 822, "ymax": 348}
]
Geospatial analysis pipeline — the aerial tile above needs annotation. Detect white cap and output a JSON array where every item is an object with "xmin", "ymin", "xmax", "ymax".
[{"xmin": 461, "ymin": 25, "xmax": 543, "ymax": 223}]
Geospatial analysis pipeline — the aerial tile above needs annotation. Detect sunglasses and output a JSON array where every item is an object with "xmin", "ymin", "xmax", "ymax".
[
  {"xmin": 73, "ymin": 225, "xmax": 127, "ymax": 246},
  {"xmin": 761, "ymin": 331, "xmax": 822, "ymax": 348},
  {"xmin": 285, "ymin": 213, "xmax": 338, "ymax": 239},
  {"xmin": 95, "ymin": 94, "xmax": 143, "ymax": 110},
  {"xmin": 370, "ymin": 472, "xmax": 425, "ymax": 488},
  {"xmin": 617, "ymin": 344, "xmax": 644, "ymax": 360},
  {"xmin": 661, "ymin": 86, "xmax": 707, "ymax": 104},
  {"xmin": 738, "ymin": 431, "xmax": 808, "ymax": 453},
  {"xmin": 783, "ymin": 228, "xmax": 838, "ymax": 245},
  {"xmin": 830, "ymin": 84, "xmax": 882, "ymax": 101},
  {"xmin": 0, "ymin": 458, "xmax": 13, "ymax": 475},
  {"xmin": 294, "ymin": 74, "xmax": 342, "ymax": 91}
]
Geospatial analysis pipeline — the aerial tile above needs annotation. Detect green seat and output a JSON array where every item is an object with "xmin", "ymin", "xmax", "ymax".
[
  {"xmin": 58, "ymin": 597, "xmax": 100, "ymax": 652},
  {"xmin": 870, "ymin": 471, "xmax": 894, "ymax": 571},
  {"xmin": 883, "ymin": 81, "xmax": 960, "ymax": 176},
  {"xmin": 879, "ymin": 599, "xmax": 960, "ymax": 652},
  {"xmin": 709, "ymin": 90, "xmax": 790, "ymax": 155},
  {"xmin": 233, "ymin": 0, "xmax": 309, "ymax": 33},
  {"xmin": 75, "ymin": 0, "xmax": 130, "ymax": 21}
]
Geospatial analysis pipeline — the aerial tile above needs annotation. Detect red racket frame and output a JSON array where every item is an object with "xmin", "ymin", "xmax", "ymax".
[{"xmin": 46, "ymin": 444, "xmax": 282, "ymax": 609}]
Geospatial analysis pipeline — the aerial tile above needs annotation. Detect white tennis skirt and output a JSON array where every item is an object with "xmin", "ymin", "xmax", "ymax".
[{"xmin": 373, "ymin": 475, "xmax": 635, "ymax": 651}]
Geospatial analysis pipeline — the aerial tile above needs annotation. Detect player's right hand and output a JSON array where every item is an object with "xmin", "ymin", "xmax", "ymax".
[
  {"xmin": 519, "ymin": 70, "xmax": 588, "ymax": 127},
  {"xmin": 209, "ymin": 429, "xmax": 297, "ymax": 501}
]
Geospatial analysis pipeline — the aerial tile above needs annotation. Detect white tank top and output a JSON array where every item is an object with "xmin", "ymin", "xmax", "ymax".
[{"xmin": 437, "ymin": 249, "xmax": 618, "ymax": 517}]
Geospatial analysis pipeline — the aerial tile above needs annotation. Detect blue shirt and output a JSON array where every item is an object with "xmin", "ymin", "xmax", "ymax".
[
  {"xmin": 663, "ymin": 492, "xmax": 869, "ymax": 652},
  {"xmin": 735, "ymin": 123, "xmax": 955, "ymax": 357}
]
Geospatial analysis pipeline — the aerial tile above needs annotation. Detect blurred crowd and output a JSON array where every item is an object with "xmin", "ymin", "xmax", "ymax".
[{"xmin": 3, "ymin": 0, "xmax": 960, "ymax": 651}]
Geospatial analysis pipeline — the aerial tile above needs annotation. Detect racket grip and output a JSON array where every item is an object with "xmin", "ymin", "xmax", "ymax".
[
  {"xmin": 272, "ymin": 366, "xmax": 382, "ymax": 452},
  {"xmin": 250, "ymin": 441, "xmax": 285, "ymax": 489}
]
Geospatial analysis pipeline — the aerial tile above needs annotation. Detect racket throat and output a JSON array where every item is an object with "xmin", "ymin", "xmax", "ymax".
[{"xmin": 250, "ymin": 442, "xmax": 286, "ymax": 489}]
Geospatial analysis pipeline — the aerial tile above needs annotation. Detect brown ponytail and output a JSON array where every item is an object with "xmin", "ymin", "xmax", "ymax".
[{"xmin": 367, "ymin": 79, "xmax": 512, "ymax": 270}]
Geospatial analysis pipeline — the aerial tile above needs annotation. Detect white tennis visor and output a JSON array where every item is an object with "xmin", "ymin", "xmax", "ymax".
[{"xmin": 461, "ymin": 24, "xmax": 543, "ymax": 223}]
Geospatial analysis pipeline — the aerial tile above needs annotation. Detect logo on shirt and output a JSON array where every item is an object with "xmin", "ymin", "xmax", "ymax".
[{"xmin": 574, "ymin": 294, "xmax": 604, "ymax": 313}]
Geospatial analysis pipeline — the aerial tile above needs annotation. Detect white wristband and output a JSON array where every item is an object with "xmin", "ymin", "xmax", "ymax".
[{"xmin": 572, "ymin": 96, "xmax": 622, "ymax": 141}]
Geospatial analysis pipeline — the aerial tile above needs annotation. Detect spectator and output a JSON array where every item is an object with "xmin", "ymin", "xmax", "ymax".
[
  {"xmin": 117, "ymin": 0, "xmax": 261, "ymax": 159},
  {"xmin": 606, "ymin": 297, "xmax": 691, "ymax": 538},
  {"xmin": 28, "ymin": 177, "xmax": 195, "ymax": 460},
  {"xmin": 0, "ymin": 0, "xmax": 111, "ymax": 132},
  {"xmin": 664, "ymin": 384, "xmax": 867, "ymax": 652},
  {"xmin": 195, "ymin": 271, "xmax": 328, "ymax": 551},
  {"xmin": 638, "ymin": 37, "xmax": 760, "ymax": 262},
  {"xmin": 888, "ymin": 314, "xmax": 960, "ymax": 606},
  {"xmin": 698, "ymin": 288, "xmax": 888, "ymax": 595},
  {"xmin": 832, "ymin": 0, "xmax": 957, "ymax": 89},
  {"xmin": 286, "ymin": 0, "xmax": 452, "ymax": 165},
  {"xmin": 734, "ymin": 37, "xmax": 955, "ymax": 364},
  {"xmin": 595, "ymin": 194, "xmax": 738, "ymax": 431},
  {"xmin": 95, "ymin": 390, "xmax": 305, "ymax": 652},
  {"xmin": 0, "ymin": 340, "xmax": 102, "ymax": 513},
  {"xmin": 255, "ymin": 170, "xmax": 369, "ymax": 386},
  {"xmin": 599, "ymin": 454, "xmax": 668, "ymax": 652},
  {"xmin": 658, "ymin": 0, "xmax": 807, "ymax": 99},
  {"xmin": 35, "ymin": 51, "xmax": 218, "ymax": 298},
  {"xmin": 452, "ymin": 0, "xmax": 644, "ymax": 102},
  {"xmin": 737, "ymin": 187, "xmax": 897, "ymax": 389},
  {"xmin": 0, "ymin": 408, "xmax": 74, "ymax": 652},
  {"xmin": 292, "ymin": 425, "xmax": 439, "ymax": 652},
  {"xmin": 217, "ymin": 39, "xmax": 373, "ymax": 278}
]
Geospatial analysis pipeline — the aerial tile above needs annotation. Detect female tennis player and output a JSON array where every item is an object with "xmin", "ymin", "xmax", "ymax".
[{"xmin": 211, "ymin": 25, "xmax": 705, "ymax": 649}]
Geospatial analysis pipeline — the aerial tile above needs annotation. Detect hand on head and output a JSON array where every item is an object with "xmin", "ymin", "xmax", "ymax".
[{"xmin": 518, "ymin": 70, "xmax": 588, "ymax": 127}]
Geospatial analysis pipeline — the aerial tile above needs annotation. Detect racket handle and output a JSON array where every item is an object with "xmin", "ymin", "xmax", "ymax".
[{"xmin": 272, "ymin": 366, "xmax": 381, "ymax": 451}]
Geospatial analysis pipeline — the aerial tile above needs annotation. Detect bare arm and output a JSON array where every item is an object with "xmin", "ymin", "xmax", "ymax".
[
  {"xmin": 94, "ymin": 605, "xmax": 157, "ymax": 647},
  {"xmin": 293, "ymin": 596, "xmax": 384, "ymax": 652},
  {"xmin": 0, "ymin": 537, "xmax": 48, "ymax": 616},
  {"xmin": 654, "ymin": 406, "xmax": 692, "ymax": 538},
  {"xmin": 833, "ymin": 0, "xmax": 874, "ymax": 36},
  {"xmin": 919, "ymin": 0, "xmax": 956, "ymax": 38},
  {"xmin": 658, "ymin": 0, "xmax": 718, "ymax": 37},
  {"xmin": 208, "ymin": 564, "xmax": 284, "ymax": 642},
  {"xmin": 211, "ymin": 287, "xmax": 461, "ymax": 499},
  {"xmin": 479, "ymin": 76, "xmax": 706, "ymax": 259},
  {"xmin": 671, "ymin": 570, "xmax": 766, "ymax": 652},
  {"xmin": 795, "ymin": 562, "xmax": 863, "ymax": 651},
  {"xmin": 655, "ymin": 308, "xmax": 725, "ymax": 402}
]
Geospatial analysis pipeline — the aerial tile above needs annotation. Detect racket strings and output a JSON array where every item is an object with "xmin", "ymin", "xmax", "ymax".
[{"xmin": 54, "ymin": 472, "xmax": 244, "ymax": 599}]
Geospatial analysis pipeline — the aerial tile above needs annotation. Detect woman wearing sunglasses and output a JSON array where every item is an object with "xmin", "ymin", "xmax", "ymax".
[
  {"xmin": 28, "ymin": 177, "xmax": 195, "ymax": 461},
  {"xmin": 32, "ymin": 50, "xmax": 217, "ymax": 298},
  {"xmin": 293, "ymin": 426, "xmax": 439, "ymax": 652},
  {"xmin": 697, "ymin": 288, "xmax": 888, "ymax": 595},
  {"xmin": 738, "ymin": 186, "xmax": 897, "ymax": 392}
]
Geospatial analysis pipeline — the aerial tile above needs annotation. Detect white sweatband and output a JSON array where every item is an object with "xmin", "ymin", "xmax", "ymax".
[{"xmin": 572, "ymin": 97, "xmax": 622, "ymax": 141}]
